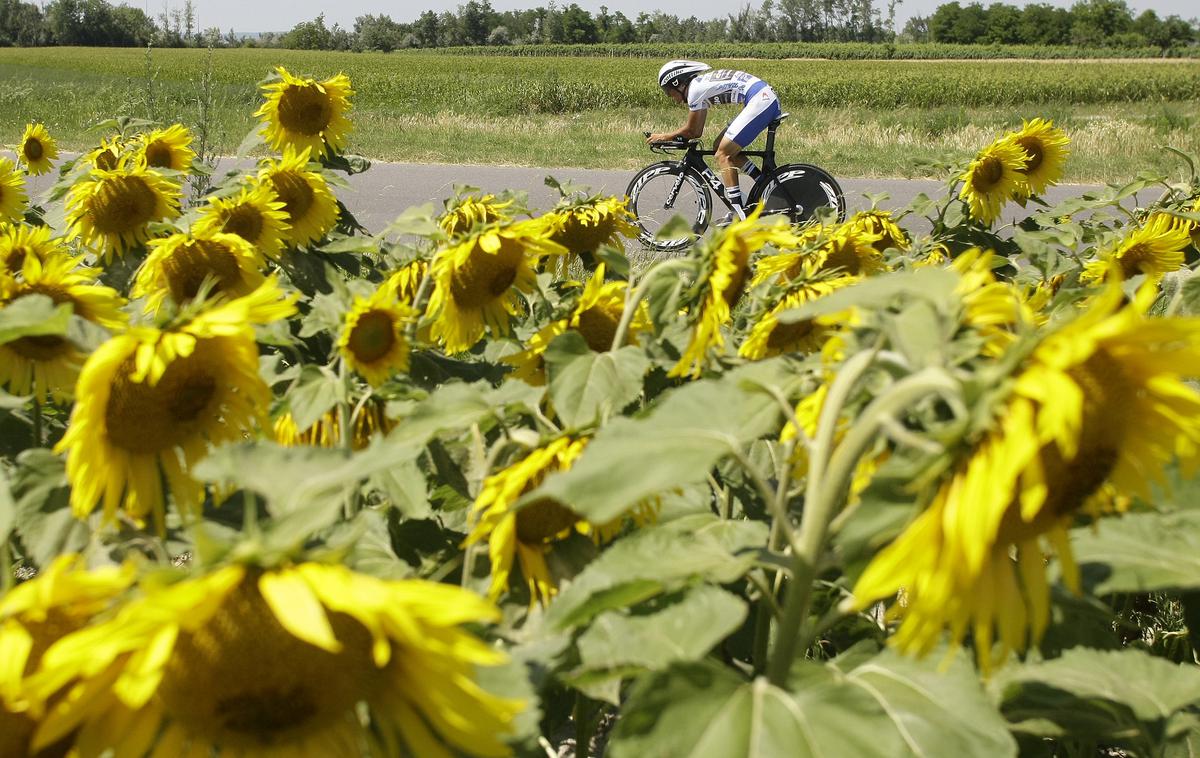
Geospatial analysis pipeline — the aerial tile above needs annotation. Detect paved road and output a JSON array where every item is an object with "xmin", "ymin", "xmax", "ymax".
[{"xmin": 23, "ymin": 158, "xmax": 1108, "ymax": 238}]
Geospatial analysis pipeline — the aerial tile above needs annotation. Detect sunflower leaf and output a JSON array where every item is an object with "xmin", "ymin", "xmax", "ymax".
[
  {"xmin": 990, "ymin": 647, "xmax": 1200, "ymax": 752},
  {"xmin": 609, "ymin": 647, "xmax": 1015, "ymax": 758},
  {"xmin": 284, "ymin": 366, "xmax": 343, "ymax": 432},
  {"xmin": 1070, "ymin": 509, "xmax": 1200, "ymax": 595},
  {"xmin": 545, "ymin": 515, "xmax": 767, "ymax": 630},
  {"xmin": 0, "ymin": 294, "xmax": 73, "ymax": 345},
  {"xmin": 544, "ymin": 332, "xmax": 649, "ymax": 429},
  {"xmin": 195, "ymin": 437, "xmax": 426, "ymax": 549},
  {"xmin": 777, "ymin": 267, "xmax": 958, "ymax": 324},
  {"xmin": 569, "ymin": 585, "xmax": 748, "ymax": 681}
]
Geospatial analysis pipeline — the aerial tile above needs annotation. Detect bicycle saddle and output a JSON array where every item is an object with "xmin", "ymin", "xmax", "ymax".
[{"xmin": 768, "ymin": 113, "xmax": 790, "ymax": 128}]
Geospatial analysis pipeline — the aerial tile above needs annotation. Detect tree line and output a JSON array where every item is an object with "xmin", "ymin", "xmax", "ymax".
[{"xmin": 0, "ymin": 0, "xmax": 1196, "ymax": 52}]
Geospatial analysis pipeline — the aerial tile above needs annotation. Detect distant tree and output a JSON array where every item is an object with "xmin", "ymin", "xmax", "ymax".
[
  {"xmin": 1069, "ymin": 0, "xmax": 1133, "ymax": 46},
  {"xmin": 436, "ymin": 11, "xmax": 462, "ymax": 46},
  {"xmin": 414, "ymin": 10, "xmax": 438, "ymax": 47},
  {"xmin": 983, "ymin": 3, "xmax": 1022, "ymax": 44},
  {"xmin": 0, "ymin": 0, "xmax": 46, "ymax": 46},
  {"xmin": 747, "ymin": 0, "xmax": 772, "ymax": 41},
  {"xmin": 604, "ymin": 11, "xmax": 636, "ymax": 42},
  {"xmin": 1130, "ymin": 10, "xmax": 1192, "ymax": 51},
  {"xmin": 281, "ymin": 13, "xmax": 332, "ymax": 49},
  {"xmin": 929, "ymin": 1, "xmax": 962, "ymax": 41},
  {"xmin": 899, "ymin": 14, "xmax": 930, "ymax": 41},
  {"xmin": 354, "ymin": 13, "xmax": 403, "ymax": 52},
  {"xmin": 559, "ymin": 3, "xmax": 597, "ymax": 42},
  {"xmin": 487, "ymin": 23, "xmax": 511, "ymax": 44},
  {"xmin": 460, "ymin": 0, "xmax": 493, "ymax": 45},
  {"xmin": 110, "ymin": 4, "xmax": 157, "ymax": 45},
  {"xmin": 1016, "ymin": 3, "xmax": 1072, "ymax": 44}
]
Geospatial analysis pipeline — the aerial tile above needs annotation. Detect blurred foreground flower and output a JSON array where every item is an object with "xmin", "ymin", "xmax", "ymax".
[
  {"xmin": 850, "ymin": 281, "xmax": 1200, "ymax": 670},
  {"xmin": 22, "ymin": 562, "xmax": 521, "ymax": 758}
]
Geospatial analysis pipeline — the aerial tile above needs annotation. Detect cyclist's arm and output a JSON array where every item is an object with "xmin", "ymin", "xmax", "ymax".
[{"xmin": 647, "ymin": 109, "xmax": 707, "ymax": 144}]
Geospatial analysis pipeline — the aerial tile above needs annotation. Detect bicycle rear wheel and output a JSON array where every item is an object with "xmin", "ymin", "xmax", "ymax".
[
  {"xmin": 749, "ymin": 164, "xmax": 846, "ymax": 225},
  {"xmin": 626, "ymin": 162, "xmax": 712, "ymax": 252}
]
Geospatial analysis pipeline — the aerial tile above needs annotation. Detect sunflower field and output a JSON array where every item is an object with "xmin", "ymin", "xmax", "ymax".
[{"xmin": 2, "ymin": 65, "xmax": 1200, "ymax": 758}]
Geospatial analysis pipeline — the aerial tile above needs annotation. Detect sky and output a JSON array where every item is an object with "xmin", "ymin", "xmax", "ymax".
[{"xmin": 178, "ymin": 0, "xmax": 1196, "ymax": 33}]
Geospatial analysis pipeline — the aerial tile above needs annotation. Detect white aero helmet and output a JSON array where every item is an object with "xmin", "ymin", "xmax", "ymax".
[{"xmin": 658, "ymin": 60, "xmax": 711, "ymax": 91}]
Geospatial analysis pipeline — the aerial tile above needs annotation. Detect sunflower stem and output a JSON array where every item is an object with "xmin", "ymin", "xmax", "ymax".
[
  {"xmin": 767, "ymin": 366, "xmax": 963, "ymax": 687},
  {"xmin": 610, "ymin": 259, "xmax": 692, "ymax": 351},
  {"xmin": 337, "ymin": 359, "xmax": 359, "ymax": 518},
  {"xmin": 31, "ymin": 396, "xmax": 43, "ymax": 448},
  {"xmin": 574, "ymin": 692, "xmax": 595, "ymax": 758},
  {"xmin": 1, "ymin": 540, "xmax": 13, "ymax": 594},
  {"xmin": 404, "ymin": 262, "xmax": 435, "ymax": 348}
]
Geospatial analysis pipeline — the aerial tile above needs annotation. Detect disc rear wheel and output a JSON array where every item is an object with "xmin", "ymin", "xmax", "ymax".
[{"xmin": 750, "ymin": 164, "xmax": 846, "ymax": 225}]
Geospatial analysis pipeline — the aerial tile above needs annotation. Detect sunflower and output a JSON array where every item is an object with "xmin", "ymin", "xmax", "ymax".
[
  {"xmin": 274, "ymin": 398, "xmax": 393, "ymax": 450},
  {"xmin": 131, "ymin": 231, "xmax": 267, "ymax": 315},
  {"xmin": 466, "ymin": 436, "xmax": 656, "ymax": 604},
  {"xmin": 782, "ymin": 382, "xmax": 886, "ymax": 504},
  {"xmin": 385, "ymin": 258, "xmax": 428, "ymax": 304},
  {"xmin": 0, "ymin": 158, "xmax": 28, "ymax": 224},
  {"xmin": 439, "ymin": 193, "xmax": 514, "ymax": 239},
  {"xmin": 954, "ymin": 248, "xmax": 1032, "ymax": 356},
  {"xmin": 0, "ymin": 253, "xmax": 127, "ymax": 402},
  {"xmin": 54, "ymin": 278, "xmax": 295, "ymax": 530},
  {"xmin": 959, "ymin": 137, "xmax": 1030, "ymax": 226},
  {"xmin": 912, "ymin": 241, "xmax": 951, "ymax": 268},
  {"xmin": 1007, "ymin": 118, "xmax": 1070, "ymax": 197},
  {"xmin": 740, "ymin": 271, "xmax": 857, "ymax": 360},
  {"xmin": 133, "ymin": 124, "xmax": 196, "ymax": 173},
  {"xmin": 845, "ymin": 210, "xmax": 909, "ymax": 253},
  {"xmin": 17, "ymin": 123, "xmax": 59, "ymax": 176},
  {"xmin": 257, "ymin": 67, "xmax": 354, "ymax": 159},
  {"xmin": 504, "ymin": 321, "xmax": 569, "ymax": 386},
  {"xmin": 23, "ymin": 561, "xmax": 522, "ymax": 758},
  {"xmin": 0, "ymin": 554, "xmax": 136, "ymax": 758},
  {"xmin": 426, "ymin": 218, "xmax": 566, "ymax": 354},
  {"xmin": 193, "ymin": 181, "xmax": 291, "ymax": 261},
  {"xmin": 547, "ymin": 196, "xmax": 639, "ymax": 273},
  {"xmin": 671, "ymin": 210, "xmax": 805, "ymax": 378},
  {"xmin": 508, "ymin": 263, "xmax": 651, "ymax": 383},
  {"xmin": 64, "ymin": 165, "xmax": 181, "ymax": 262},
  {"xmin": 850, "ymin": 281, "xmax": 1200, "ymax": 670},
  {"xmin": 569, "ymin": 263, "xmax": 650, "ymax": 351},
  {"xmin": 258, "ymin": 147, "xmax": 340, "ymax": 247},
  {"xmin": 338, "ymin": 279, "xmax": 418, "ymax": 387},
  {"xmin": 520, "ymin": 272, "xmax": 648, "ymax": 384},
  {"xmin": 1, "ymin": 224, "xmax": 65, "ymax": 275},
  {"xmin": 751, "ymin": 223, "xmax": 884, "ymax": 289},
  {"xmin": 82, "ymin": 136, "xmax": 128, "ymax": 172},
  {"xmin": 1081, "ymin": 212, "xmax": 1192, "ymax": 284}
]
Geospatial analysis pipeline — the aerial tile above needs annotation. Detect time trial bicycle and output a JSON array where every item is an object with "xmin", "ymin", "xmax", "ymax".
[{"xmin": 626, "ymin": 113, "xmax": 846, "ymax": 252}]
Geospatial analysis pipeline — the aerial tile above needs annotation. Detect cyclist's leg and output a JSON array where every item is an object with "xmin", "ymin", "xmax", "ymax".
[
  {"xmin": 717, "ymin": 84, "xmax": 781, "ymax": 219},
  {"xmin": 719, "ymin": 84, "xmax": 782, "ymax": 217}
]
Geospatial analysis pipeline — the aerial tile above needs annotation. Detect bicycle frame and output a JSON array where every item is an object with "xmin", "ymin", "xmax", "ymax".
[{"xmin": 651, "ymin": 121, "xmax": 785, "ymax": 215}]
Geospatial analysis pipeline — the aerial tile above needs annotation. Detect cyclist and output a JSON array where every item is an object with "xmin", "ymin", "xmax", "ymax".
[{"xmin": 647, "ymin": 60, "xmax": 783, "ymax": 221}]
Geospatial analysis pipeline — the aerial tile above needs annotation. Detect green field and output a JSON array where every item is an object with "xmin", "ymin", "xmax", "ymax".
[{"xmin": 1, "ymin": 47, "xmax": 1197, "ymax": 182}]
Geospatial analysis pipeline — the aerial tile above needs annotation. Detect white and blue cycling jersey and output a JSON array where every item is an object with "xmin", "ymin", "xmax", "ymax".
[{"xmin": 686, "ymin": 69, "xmax": 782, "ymax": 148}]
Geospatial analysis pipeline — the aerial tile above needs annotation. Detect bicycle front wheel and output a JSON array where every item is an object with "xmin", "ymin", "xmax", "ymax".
[
  {"xmin": 626, "ymin": 162, "xmax": 712, "ymax": 253},
  {"xmin": 750, "ymin": 164, "xmax": 846, "ymax": 225}
]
